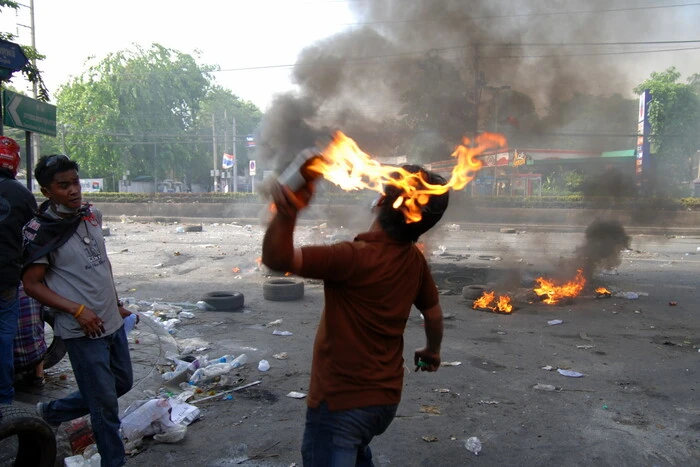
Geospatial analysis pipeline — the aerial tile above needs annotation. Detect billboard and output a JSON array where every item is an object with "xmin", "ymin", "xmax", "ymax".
[
  {"xmin": 636, "ymin": 90, "xmax": 652, "ymax": 178},
  {"xmin": 81, "ymin": 178, "xmax": 104, "ymax": 192}
]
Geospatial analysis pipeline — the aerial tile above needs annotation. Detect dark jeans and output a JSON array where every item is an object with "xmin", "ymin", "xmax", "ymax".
[
  {"xmin": 302, "ymin": 401, "xmax": 398, "ymax": 467},
  {"xmin": 0, "ymin": 288, "xmax": 19, "ymax": 404},
  {"xmin": 44, "ymin": 326, "xmax": 133, "ymax": 467}
]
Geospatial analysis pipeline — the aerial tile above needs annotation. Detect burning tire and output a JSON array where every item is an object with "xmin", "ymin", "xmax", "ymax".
[
  {"xmin": 263, "ymin": 279, "xmax": 304, "ymax": 301},
  {"xmin": 202, "ymin": 291, "xmax": 245, "ymax": 311},
  {"xmin": 42, "ymin": 307, "xmax": 66, "ymax": 370},
  {"xmin": 462, "ymin": 285, "xmax": 486, "ymax": 300},
  {"xmin": 0, "ymin": 405, "xmax": 56, "ymax": 467}
]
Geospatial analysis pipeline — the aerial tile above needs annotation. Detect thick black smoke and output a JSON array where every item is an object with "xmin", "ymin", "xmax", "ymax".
[
  {"xmin": 575, "ymin": 219, "xmax": 631, "ymax": 278},
  {"xmin": 258, "ymin": 0, "xmax": 688, "ymax": 174}
]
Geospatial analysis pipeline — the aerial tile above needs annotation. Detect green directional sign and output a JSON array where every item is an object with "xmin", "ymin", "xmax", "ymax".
[{"xmin": 2, "ymin": 90, "xmax": 56, "ymax": 136}]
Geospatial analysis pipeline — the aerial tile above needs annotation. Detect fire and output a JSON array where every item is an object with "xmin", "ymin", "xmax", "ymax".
[
  {"xmin": 496, "ymin": 295, "xmax": 513, "ymax": 313},
  {"xmin": 533, "ymin": 269, "xmax": 586, "ymax": 304},
  {"xmin": 307, "ymin": 131, "xmax": 506, "ymax": 223},
  {"xmin": 472, "ymin": 291, "xmax": 513, "ymax": 313},
  {"xmin": 284, "ymin": 272, "xmax": 292, "ymax": 276},
  {"xmin": 232, "ymin": 267, "xmax": 241, "ymax": 273},
  {"xmin": 473, "ymin": 291, "xmax": 495, "ymax": 309},
  {"xmin": 595, "ymin": 287, "xmax": 611, "ymax": 294}
]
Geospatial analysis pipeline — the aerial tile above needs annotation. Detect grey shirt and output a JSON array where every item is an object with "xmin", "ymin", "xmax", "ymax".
[{"xmin": 33, "ymin": 206, "xmax": 122, "ymax": 339}]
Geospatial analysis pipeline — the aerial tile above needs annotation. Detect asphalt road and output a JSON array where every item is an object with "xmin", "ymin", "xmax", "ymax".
[{"xmin": 79, "ymin": 219, "xmax": 700, "ymax": 465}]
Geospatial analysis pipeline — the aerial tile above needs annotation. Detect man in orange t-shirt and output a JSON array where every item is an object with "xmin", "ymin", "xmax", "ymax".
[{"xmin": 263, "ymin": 164, "xmax": 446, "ymax": 466}]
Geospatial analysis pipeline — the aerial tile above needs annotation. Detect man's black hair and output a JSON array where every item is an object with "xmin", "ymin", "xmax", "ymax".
[
  {"xmin": 34, "ymin": 155, "xmax": 80, "ymax": 188},
  {"xmin": 377, "ymin": 164, "xmax": 449, "ymax": 243}
]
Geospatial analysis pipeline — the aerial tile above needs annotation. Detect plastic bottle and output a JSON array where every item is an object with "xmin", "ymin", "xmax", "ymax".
[
  {"xmin": 258, "ymin": 359, "xmax": 270, "ymax": 371},
  {"xmin": 123, "ymin": 314, "xmax": 137, "ymax": 334},
  {"xmin": 209, "ymin": 354, "xmax": 236, "ymax": 365},
  {"xmin": 189, "ymin": 363, "xmax": 233, "ymax": 384},
  {"xmin": 464, "ymin": 436, "xmax": 482, "ymax": 455},
  {"xmin": 231, "ymin": 354, "xmax": 248, "ymax": 368}
]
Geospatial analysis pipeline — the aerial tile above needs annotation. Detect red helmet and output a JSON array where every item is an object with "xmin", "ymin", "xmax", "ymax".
[{"xmin": 0, "ymin": 136, "xmax": 21, "ymax": 177}]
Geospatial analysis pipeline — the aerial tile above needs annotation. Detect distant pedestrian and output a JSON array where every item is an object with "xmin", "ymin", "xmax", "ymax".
[
  {"xmin": 0, "ymin": 136, "xmax": 37, "ymax": 405},
  {"xmin": 22, "ymin": 154, "xmax": 133, "ymax": 467},
  {"xmin": 263, "ymin": 164, "xmax": 446, "ymax": 466}
]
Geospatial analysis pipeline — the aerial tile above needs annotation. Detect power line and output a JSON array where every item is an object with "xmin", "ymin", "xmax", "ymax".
[
  {"xmin": 209, "ymin": 40, "xmax": 700, "ymax": 74},
  {"xmin": 337, "ymin": 2, "xmax": 700, "ymax": 27}
]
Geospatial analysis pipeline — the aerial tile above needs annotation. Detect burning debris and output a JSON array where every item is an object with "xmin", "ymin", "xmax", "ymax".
[
  {"xmin": 472, "ymin": 291, "xmax": 513, "ymax": 313},
  {"xmin": 533, "ymin": 269, "xmax": 586, "ymax": 305},
  {"xmin": 595, "ymin": 287, "xmax": 612, "ymax": 298}
]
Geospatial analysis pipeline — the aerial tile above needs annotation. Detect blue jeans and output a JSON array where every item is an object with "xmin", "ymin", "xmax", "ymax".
[
  {"xmin": 302, "ymin": 401, "xmax": 398, "ymax": 467},
  {"xmin": 44, "ymin": 326, "xmax": 133, "ymax": 467},
  {"xmin": 0, "ymin": 288, "xmax": 20, "ymax": 404}
]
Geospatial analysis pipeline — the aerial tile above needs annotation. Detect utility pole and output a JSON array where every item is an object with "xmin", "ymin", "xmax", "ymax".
[
  {"xmin": 212, "ymin": 114, "xmax": 217, "ymax": 192},
  {"xmin": 223, "ymin": 110, "xmax": 228, "ymax": 192},
  {"xmin": 232, "ymin": 117, "xmax": 237, "ymax": 192},
  {"xmin": 473, "ymin": 44, "xmax": 481, "ymax": 139},
  {"xmin": 28, "ymin": 0, "xmax": 39, "ymax": 159}
]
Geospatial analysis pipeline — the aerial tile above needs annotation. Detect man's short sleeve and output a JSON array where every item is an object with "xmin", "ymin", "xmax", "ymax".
[{"xmin": 299, "ymin": 242, "xmax": 358, "ymax": 282}]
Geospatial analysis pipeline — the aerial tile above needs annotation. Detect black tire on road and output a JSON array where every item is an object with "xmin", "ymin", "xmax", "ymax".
[
  {"xmin": 41, "ymin": 307, "xmax": 66, "ymax": 370},
  {"xmin": 462, "ymin": 284, "xmax": 487, "ymax": 300},
  {"xmin": 202, "ymin": 291, "xmax": 245, "ymax": 311},
  {"xmin": 184, "ymin": 225, "xmax": 203, "ymax": 233},
  {"xmin": 263, "ymin": 279, "xmax": 304, "ymax": 301},
  {"xmin": 0, "ymin": 405, "xmax": 56, "ymax": 467}
]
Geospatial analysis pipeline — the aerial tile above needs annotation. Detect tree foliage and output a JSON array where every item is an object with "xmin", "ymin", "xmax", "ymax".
[
  {"xmin": 54, "ymin": 44, "xmax": 261, "ymax": 189},
  {"xmin": 634, "ymin": 67, "xmax": 700, "ymax": 188}
]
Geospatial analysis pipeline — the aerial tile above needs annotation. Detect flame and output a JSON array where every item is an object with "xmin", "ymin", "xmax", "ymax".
[
  {"xmin": 284, "ymin": 272, "xmax": 292, "ymax": 276},
  {"xmin": 496, "ymin": 295, "xmax": 513, "ymax": 313},
  {"xmin": 473, "ymin": 291, "xmax": 496, "ymax": 310},
  {"xmin": 533, "ymin": 269, "xmax": 586, "ymax": 304},
  {"xmin": 595, "ymin": 287, "xmax": 611, "ymax": 294},
  {"xmin": 307, "ymin": 131, "xmax": 506, "ymax": 223},
  {"xmin": 472, "ymin": 291, "xmax": 513, "ymax": 313},
  {"xmin": 232, "ymin": 267, "xmax": 241, "ymax": 273}
]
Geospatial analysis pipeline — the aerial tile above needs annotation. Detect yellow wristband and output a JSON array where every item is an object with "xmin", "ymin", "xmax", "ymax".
[{"xmin": 74, "ymin": 304, "xmax": 85, "ymax": 319}]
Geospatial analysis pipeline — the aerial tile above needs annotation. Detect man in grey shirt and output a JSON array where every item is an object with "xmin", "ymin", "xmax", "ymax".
[{"xmin": 22, "ymin": 154, "xmax": 132, "ymax": 467}]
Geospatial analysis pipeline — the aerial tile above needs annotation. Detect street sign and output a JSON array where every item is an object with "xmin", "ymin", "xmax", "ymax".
[
  {"xmin": 249, "ymin": 160, "xmax": 256, "ymax": 176},
  {"xmin": 0, "ymin": 39, "xmax": 28, "ymax": 73},
  {"xmin": 2, "ymin": 90, "xmax": 57, "ymax": 136}
]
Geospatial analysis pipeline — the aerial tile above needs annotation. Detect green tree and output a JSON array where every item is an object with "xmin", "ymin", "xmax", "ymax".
[
  {"xmin": 634, "ymin": 67, "xmax": 700, "ymax": 191},
  {"xmin": 56, "ymin": 44, "xmax": 215, "ymax": 189},
  {"xmin": 196, "ymin": 86, "xmax": 263, "ymax": 184}
]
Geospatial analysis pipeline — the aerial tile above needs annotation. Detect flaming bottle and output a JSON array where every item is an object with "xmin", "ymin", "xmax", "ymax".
[{"xmin": 277, "ymin": 147, "xmax": 323, "ymax": 192}]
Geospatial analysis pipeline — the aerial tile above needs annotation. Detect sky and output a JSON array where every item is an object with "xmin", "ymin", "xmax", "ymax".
[
  {"xmin": 1, "ymin": 0, "xmax": 699, "ymax": 117},
  {"xmin": 1, "ymin": 0, "xmax": 355, "ymax": 110}
]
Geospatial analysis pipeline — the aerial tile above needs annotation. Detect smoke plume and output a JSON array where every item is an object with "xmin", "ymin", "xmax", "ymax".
[{"xmin": 258, "ymin": 0, "xmax": 689, "ymax": 176}]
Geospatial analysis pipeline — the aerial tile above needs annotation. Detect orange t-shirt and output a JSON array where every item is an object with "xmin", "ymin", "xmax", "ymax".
[{"xmin": 299, "ymin": 230, "xmax": 439, "ymax": 411}]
